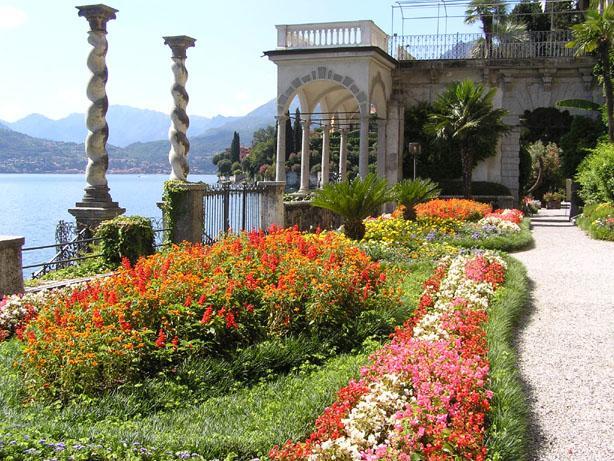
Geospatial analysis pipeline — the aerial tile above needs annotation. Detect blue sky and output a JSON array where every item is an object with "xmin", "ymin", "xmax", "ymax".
[{"xmin": 0, "ymin": 0, "xmax": 480, "ymax": 121}]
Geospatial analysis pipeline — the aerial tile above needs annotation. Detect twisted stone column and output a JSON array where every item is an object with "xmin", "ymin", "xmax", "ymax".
[
  {"xmin": 164, "ymin": 35, "xmax": 196, "ymax": 181},
  {"xmin": 70, "ymin": 4, "xmax": 124, "ymax": 230}
]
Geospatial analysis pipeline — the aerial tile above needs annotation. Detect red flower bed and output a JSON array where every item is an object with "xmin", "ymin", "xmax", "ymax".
[
  {"xmin": 415, "ymin": 199, "xmax": 492, "ymax": 221},
  {"xmin": 270, "ymin": 251, "xmax": 507, "ymax": 460},
  {"xmin": 19, "ymin": 227, "xmax": 400, "ymax": 399}
]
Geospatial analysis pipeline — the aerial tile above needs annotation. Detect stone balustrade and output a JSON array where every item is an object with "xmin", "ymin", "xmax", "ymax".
[{"xmin": 276, "ymin": 20, "xmax": 388, "ymax": 53}]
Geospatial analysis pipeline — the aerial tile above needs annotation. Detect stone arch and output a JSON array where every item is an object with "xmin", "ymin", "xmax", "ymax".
[
  {"xmin": 276, "ymin": 65, "xmax": 369, "ymax": 116},
  {"xmin": 369, "ymin": 71, "xmax": 388, "ymax": 116}
]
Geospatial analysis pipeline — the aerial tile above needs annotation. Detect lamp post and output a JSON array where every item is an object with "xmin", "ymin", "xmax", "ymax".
[{"xmin": 408, "ymin": 142, "xmax": 421, "ymax": 180}]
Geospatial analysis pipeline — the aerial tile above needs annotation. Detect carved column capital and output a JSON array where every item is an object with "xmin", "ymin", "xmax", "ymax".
[
  {"xmin": 163, "ymin": 35, "xmax": 196, "ymax": 59},
  {"xmin": 76, "ymin": 4, "xmax": 117, "ymax": 32}
]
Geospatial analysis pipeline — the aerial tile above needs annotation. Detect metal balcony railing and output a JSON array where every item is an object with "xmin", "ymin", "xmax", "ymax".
[{"xmin": 389, "ymin": 30, "xmax": 576, "ymax": 61}]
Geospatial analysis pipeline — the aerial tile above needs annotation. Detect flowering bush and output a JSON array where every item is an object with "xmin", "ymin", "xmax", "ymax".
[
  {"xmin": 477, "ymin": 216, "xmax": 521, "ymax": 234},
  {"xmin": 18, "ymin": 227, "xmax": 401, "ymax": 399},
  {"xmin": 270, "ymin": 250, "xmax": 507, "ymax": 460},
  {"xmin": 415, "ymin": 199, "xmax": 492, "ymax": 221},
  {"xmin": 484, "ymin": 208, "xmax": 524, "ymax": 224},
  {"xmin": 0, "ymin": 289, "xmax": 67, "ymax": 341}
]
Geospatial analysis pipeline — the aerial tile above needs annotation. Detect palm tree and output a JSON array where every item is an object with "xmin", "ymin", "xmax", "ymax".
[
  {"xmin": 426, "ymin": 80, "xmax": 509, "ymax": 198},
  {"xmin": 465, "ymin": 0, "xmax": 508, "ymax": 56},
  {"xmin": 311, "ymin": 174, "xmax": 392, "ymax": 240},
  {"xmin": 568, "ymin": 3, "xmax": 614, "ymax": 141},
  {"xmin": 393, "ymin": 178, "xmax": 441, "ymax": 220},
  {"xmin": 472, "ymin": 16, "xmax": 529, "ymax": 58}
]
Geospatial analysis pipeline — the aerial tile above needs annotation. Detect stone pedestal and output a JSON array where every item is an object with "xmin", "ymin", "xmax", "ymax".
[
  {"xmin": 0, "ymin": 236, "xmax": 24, "ymax": 297},
  {"xmin": 258, "ymin": 181, "xmax": 286, "ymax": 229},
  {"xmin": 69, "ymin": 185, "xmax": 125, "ymax": 231},
  {"xmin": 162, "ymin": 182, "xmax": 207, "ymax": 244}
]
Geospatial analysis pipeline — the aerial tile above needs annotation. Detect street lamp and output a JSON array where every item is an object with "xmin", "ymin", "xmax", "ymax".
[{"xmin": 408, "ymin": 142, "xmax": 421, "ymax": 180}]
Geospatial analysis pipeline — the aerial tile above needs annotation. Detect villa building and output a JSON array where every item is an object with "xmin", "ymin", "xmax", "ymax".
[{"xmin": 265, "ymin": 20, "xmax": 602, "ymax": 202}]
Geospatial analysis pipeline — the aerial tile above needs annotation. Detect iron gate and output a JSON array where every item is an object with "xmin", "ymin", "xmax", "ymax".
[{"xmin": 202, "ymin": 183, "xmax": 265, "ymax": 243}]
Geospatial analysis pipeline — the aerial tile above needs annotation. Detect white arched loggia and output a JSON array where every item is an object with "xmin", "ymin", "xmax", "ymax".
[{"xmin": 274, "ymin": 66, "xmax": 370, "ymax": 186}]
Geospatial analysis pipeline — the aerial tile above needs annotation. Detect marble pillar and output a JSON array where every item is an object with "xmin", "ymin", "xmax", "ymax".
[
  {"xmin": 299, "ymin": 117, "xmax": 311, "ymax": 193},
  {"xmin": 70, "ymin": 4, "xmax": 124, "ymax": 230},
  {"xmin": 338, "ymin": 127, "xmax": 348, "ymax": 181},
  {"xmin": 275, "ymin": 114, "xmax": 288, "ymax": 182},
  {"xmin": 358, "ymin": 115, "xmax": 369, "ymax": 179},
  {"xmin": 320, "ymin": 124, "xmax": 331, "ymax": 187},
  {"xmin": 164, "ymin": 35, "xmax": 196, "ymax": 181}
]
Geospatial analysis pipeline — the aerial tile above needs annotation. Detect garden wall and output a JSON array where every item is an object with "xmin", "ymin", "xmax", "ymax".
[{"xmin": 284, "ymin": 201, "xmax": 342, "ymax": 231}]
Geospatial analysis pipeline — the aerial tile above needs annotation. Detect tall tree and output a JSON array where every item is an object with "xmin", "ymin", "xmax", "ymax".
[
  {"xmin": 512, "ymin": 0, "xmax": 551, "ymax": 31},
  {"xmin": 426, "ymin": 80, "xmax": 509, "ymax": 198},
  {"xmin": 230, "ymin": 131, "xmax": 240, "ymax": 163},
  {"xmin": 465, "ymin": 0, "xmax": 508, "ymax": 55},
  {"xmin": 293, "ymin": 108, "xmax": 302, "ymax": 153},
  {"xmin": 568, "ymin": 3, "xmax": 614, "ymax": 141}
]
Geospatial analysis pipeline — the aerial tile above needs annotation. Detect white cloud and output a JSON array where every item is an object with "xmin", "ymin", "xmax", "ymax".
[{"xmin": 0, "ymin": 5, "xmax": 27, "ymax": 30}]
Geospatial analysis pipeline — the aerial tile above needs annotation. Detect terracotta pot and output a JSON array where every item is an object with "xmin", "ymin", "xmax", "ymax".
[{"xmin": 546, "ymin": 200, "xmax": 561, "ymax": 209}]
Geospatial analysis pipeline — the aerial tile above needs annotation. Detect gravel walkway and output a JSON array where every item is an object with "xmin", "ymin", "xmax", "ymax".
[{"xmin": 513, "ymin": 209, "xmax": 614, "ymax": 460}]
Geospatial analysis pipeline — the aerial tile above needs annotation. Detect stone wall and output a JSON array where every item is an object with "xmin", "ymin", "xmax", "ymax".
[
  {"xmin": 394, "ymin": 56, "xmax": 602, "ymax": 201},
  {"xmin": 284, "ymin": 201, "xmax": 342, "ymax": 231},
  {"xmin": 0, "ymin": 236, "xmax": 24, "ymax": 297}
]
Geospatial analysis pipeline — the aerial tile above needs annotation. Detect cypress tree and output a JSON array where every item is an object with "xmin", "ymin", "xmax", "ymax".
[
  {"xmin": 285, "ymin": 110, "xmax": 294, "ymax": 159},
  {"xmin": 293, "ymin": 108, "xmax": 302, "ymax": 153},
  {"xmin": 230, "ymin": 131, "xmax": 240, "ymax": 163}
]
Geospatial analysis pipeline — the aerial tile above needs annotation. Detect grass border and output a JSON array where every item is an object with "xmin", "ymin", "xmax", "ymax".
[
  {"xmin": 485, "ymin": 256, "xmax": 530, "ymax": 460},
  {"xmin": 449, "ymin": 218, "xmax": 533, "ymax": 253}
]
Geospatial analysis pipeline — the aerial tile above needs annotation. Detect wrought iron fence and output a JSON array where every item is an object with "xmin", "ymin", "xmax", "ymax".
[
  {"xmin": 24, "ymin": 218, "xmax": 168, "ymax": 279},
  {"xmin": 202, "ymin": 183, "xmax": 265, "ymax": 244},
  {"xmin": 389, "ymin": 30, "xmax": 575, "ymax": 61}
]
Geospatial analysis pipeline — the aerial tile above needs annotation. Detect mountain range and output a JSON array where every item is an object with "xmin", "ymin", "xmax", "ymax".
[{"xmin": 0, "ymin": 99, "xmax": 285, "ymax": 174}]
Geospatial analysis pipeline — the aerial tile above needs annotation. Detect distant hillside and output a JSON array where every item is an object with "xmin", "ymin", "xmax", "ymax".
[
  {"xmin": 123, "ymin": 98, "xmax": 294, "ymax": 164},
  {"xmin": 0, "ymin": 98, "xmax": 300, "ymax": 174},
  {"xmin": 0, "ymin": 125, "xmax": 215, "ymax": 174},
  {"xmin": 6, "ymin": 105, "xmax": 239, "ymax": 147}
]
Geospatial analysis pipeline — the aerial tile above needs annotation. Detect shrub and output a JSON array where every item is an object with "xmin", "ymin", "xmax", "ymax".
[
  {"xmin": 392, "ymin": 178, "xmax": 441, "ymax": 220},
  {"xmin": 312, "ymin": 174, "xmax": 393, "ymax": 240},
  {"xmin": 576, "ymin": 142, "xmax": 614, "ymax": 204},
  {"xmin": 415, "ymin": 198, "xmax": 491, "ymax": 221},
  {"xmin": 577, "ymin": 202, "xmax": 614, "ymax": 241},
  {"xmin": 19, "ymin": 227, "xmax": 401, "ymax": 400},
  {"xmin": 95, "ymin": 215, "xmax": 155, "ymax": 266}
]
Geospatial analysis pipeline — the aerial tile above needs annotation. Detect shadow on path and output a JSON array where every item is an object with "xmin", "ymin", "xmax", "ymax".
[{"xmin": 514, "ymin": 278, "xmax": 546, "ymax": 460}]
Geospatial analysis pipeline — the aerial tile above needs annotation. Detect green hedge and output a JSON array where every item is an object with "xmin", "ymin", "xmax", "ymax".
[
  {"xmin": 95, "ymin": 215, "xmax": 155, "ymax": 266},
  {"xmin": 576, "ymin": 203, "xmax": 614, "ymax": 241},
  {"xmin": 439, "ymin": 180, "xmax": 512, "ymax": 196},
  {"xmin": 447, "ymin": 219, "xmax": 534, "ymax": 252},
  {"xmin": 485, "ymin": 256, "xmax": 530, "ymax": 460}
]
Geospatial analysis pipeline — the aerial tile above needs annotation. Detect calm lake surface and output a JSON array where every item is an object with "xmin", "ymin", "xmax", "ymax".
[{"xmin": 0, "ymin": 174, "xmax": 218, "ymax": 275}]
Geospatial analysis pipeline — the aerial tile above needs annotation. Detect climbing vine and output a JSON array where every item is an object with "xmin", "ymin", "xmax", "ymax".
[{"xmin": 161, "ymin": 180, "xmax": 191, "ymax": 244}]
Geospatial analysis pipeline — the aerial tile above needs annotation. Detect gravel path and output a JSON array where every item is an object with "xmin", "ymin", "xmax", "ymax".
[{"xmin": 513, "ymin": 209, "xmax": 614, "ymax": 460}]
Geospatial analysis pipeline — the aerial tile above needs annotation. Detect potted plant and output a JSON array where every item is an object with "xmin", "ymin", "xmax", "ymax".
[{"xmin": 543, "ymin": 191, "xmax": 564, "ymax": 209}]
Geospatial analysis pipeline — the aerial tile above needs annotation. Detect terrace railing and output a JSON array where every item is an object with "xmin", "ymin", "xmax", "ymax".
[
  {"xmin": 276, "ymin": 20, "xmax": 389, "ymax": 53},
  {"xmin": 389, "ymin": 30, "xmax": 576, "ymax": 61}
]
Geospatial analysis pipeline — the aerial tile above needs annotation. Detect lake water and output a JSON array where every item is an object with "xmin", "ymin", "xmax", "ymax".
[{"xmin": 0, "ymin": 174, "xmax": 218, "ymax": 275}]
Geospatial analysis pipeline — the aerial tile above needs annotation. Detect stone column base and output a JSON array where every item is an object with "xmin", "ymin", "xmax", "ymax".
[
  {"xmin": 68, "ymin": 204, "xmax": 125, "ymax": 233},
  {"xmin": 161, "ymin": 182, "xmax": 208, "ymax": 244},
  {"xmin": 258, "ymin": 181, "xmax": 285, "ymax": 229}
]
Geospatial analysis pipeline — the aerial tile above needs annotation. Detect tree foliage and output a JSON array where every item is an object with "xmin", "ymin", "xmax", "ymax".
[{"xmin": 426, "ymin": 80, "xmax": 509, "ymax": 198}]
